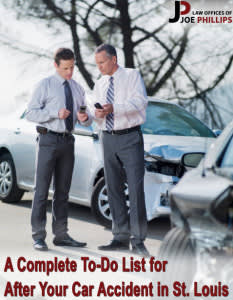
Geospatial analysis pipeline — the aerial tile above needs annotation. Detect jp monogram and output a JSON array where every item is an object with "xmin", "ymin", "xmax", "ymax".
[{"xmin": 169, "ymin": 1, "xmax": 191, "ymax": 23}]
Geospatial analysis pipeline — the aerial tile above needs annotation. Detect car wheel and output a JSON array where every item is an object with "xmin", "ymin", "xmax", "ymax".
[
  {"xmin": 0, "ymin": 153, "xmax": 24, "ymax": 203},
  {"xmin": 158, "ymin": 227, "xmax": 196, "ymax": 289},
  {"xmin": 91, "ymin": 177, "xmax": 129, "ymax": 228}
]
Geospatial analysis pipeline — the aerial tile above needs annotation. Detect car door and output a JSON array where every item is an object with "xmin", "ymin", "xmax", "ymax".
[
  {"xmin": 10, "ymin": 111, "xmax": 37, "ymax": 189},
  {"xmin": 69, "ymin": 123, "xmax": 102, "ymax": 204}
]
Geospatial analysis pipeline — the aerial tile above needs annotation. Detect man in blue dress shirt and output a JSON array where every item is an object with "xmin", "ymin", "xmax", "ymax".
[{"xmin": 26, "ymin": 48, "xmax": 92, "ymax": 251}]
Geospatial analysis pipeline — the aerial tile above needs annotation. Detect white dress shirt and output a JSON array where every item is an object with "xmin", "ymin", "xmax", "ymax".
[
  {"xmin": 26, "ymin": 72, "xmax": 92, "ymax": 132},
  {"xmin": 93, "ymin": 66, "xmax": 148, "ymax": 130}
]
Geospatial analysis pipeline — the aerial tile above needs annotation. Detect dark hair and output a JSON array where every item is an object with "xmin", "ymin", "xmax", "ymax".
[
  {"xmin": 95, "ymin": 44, "xmax": 117, "ymax": 59},
  {"xmin": 54, "ymin": 48, "xmax": 74, "ymax": 65}
]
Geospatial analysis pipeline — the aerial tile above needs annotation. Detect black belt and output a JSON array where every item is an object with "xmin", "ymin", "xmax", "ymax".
[
  {"xmin": 36, "ymin": 126, "xmax": 72, "ymax": 137},
  {"xmin": 103, "ymin": 125, "xmax": 141, "ymax": 135},
  {"xmin": 48, "ymin": 130, "xmax": 72, "ymax": 137}
]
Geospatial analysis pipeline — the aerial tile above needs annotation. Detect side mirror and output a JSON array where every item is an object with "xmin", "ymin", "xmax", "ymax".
[
  {"xmin": 181, "ymin": 152, "xmax": 205, "ymax": 168},
  {"xmin": 213, "ymin": 129, "xmax": 222, "ymax": 137},
  {"xmin": 73, "ymin": 125, "xmax": 99, "ymax": 140}
]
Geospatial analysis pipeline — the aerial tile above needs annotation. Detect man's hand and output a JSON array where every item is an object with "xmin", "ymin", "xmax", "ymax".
[
  {"xmin": 58, "ymin": 108, "xmax": 70, "ymax": 119},
  {"xmin": 95, "ymin": 109, "xmax": 108, "ymax": 119},
  {"xmin": 103, "ymin": 104, "xmax": 113, "ymax": 114},
  {"xmin": 77, "ymin": 112, "xmax": 88, "ymax": 122}
]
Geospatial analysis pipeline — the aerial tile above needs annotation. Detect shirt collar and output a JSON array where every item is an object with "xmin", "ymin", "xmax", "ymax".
[
  {"xmin": 108, "ymin": 65, "xmax": 122, "ymax": 79},
  {"xmin": 54, "ymin": 72, "xmax": 69, "ymax": 85}
]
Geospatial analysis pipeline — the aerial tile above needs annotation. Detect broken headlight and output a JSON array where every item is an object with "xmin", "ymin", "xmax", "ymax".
[{"xmin": 144, "ymin": 155, "xmax": 184, "ymax": 178}]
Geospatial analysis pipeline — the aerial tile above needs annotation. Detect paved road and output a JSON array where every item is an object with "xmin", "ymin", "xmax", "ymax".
[{"xmin": 0, "ymin": 193, "xmax": 170, "ymax": 300}]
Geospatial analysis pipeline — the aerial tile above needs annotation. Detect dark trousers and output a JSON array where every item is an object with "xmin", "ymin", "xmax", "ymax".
[
  {"xmin": 31, "ymin": 133, "xmax": 75, "ymax": 241},
  {"xmin": 102, "ymin": 129, "xmax": 147, "ymax": 244}
]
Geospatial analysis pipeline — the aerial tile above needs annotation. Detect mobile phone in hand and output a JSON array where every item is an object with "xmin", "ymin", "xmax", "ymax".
[
  {"xmin": 94, "ymin": 102, "xmax": 103, "ymax": 109},
  {"xmin": 79, "ymin": 105, "xmax": 86, "ymax": 113}
]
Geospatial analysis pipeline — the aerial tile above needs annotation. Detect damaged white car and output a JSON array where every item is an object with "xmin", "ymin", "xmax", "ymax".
[{"xmin": 0, "ymin": 99, "xmax": 216, "ymax": 227}]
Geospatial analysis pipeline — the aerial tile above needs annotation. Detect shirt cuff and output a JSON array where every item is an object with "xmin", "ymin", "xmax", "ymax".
[
  {"xmin": 80, "ymin": 118, "xmax": 89, "ymax": 126},
  {"xmin": 80, "ymin": 114, "xmax": 93, "ymax": 126}
]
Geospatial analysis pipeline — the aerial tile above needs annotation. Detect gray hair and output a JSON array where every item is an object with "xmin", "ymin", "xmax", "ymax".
[{"xmin": 95, "ymin": 44, "xmax": 117, "ymax": 59}]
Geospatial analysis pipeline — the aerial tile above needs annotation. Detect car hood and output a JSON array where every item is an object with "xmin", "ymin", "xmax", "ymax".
[{"xmin": 143, "ymin": 135, "xmax": 214, "ymax": 162}]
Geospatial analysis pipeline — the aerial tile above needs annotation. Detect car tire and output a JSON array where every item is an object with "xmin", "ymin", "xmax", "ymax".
[
  {"xmin": 0, "ymin": 153, "xmax": 24, "ymax": 203},
  {"xmin": 158, "ymin": 227, "xmax": 196, "ymax": 290},
  {"xmin": 91, "ymin": 177, "xmax": 129, "ymax": 228},
  {"xmin": 91, "ymin": 177, "xmax": 112, "ymax": 228}
]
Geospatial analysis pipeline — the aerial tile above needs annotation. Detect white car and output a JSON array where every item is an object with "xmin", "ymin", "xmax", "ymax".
[{"xmin": 0, "ymin": 99, "xmax": 216, "ymax": 226}]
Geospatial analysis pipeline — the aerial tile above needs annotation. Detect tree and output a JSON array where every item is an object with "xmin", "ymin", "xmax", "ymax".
[{"xmin": 1, "ymin": 0, "xmax": 233, "ymax": 128}]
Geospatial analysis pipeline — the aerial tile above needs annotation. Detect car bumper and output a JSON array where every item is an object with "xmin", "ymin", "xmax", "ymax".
[{"xmin": 144, "ymin": 171, "xmax": 177, "ymax": 220}]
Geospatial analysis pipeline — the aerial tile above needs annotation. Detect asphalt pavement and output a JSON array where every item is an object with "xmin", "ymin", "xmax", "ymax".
[{"xmin": 0, "ymin": 193, "xmax": 170, "ymax": 300}]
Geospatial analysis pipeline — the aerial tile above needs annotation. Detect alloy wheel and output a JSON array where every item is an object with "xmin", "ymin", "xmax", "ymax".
[
  {"xmin": 0, "ymin": 161, "xmax": 13, "ymax": 197},
  {"xmin": 97, "ymin": 183, "xmax": 129, "ymax": 221}
]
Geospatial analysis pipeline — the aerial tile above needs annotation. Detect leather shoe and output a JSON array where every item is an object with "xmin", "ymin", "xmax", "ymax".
[
  {"xmin": 98, "ymin": 240, "xmax": 129, "ymax": 251},
  {"xmin": 131, "ymin": 242, "xmax": 150, "ymax": 257},
  {"xmin": 53, "ymin": 235, "xmax": 87, "ymax": 247},
  {"xmin": 33, "ymin": 239, "xmax": 48, "ymax": 251}
]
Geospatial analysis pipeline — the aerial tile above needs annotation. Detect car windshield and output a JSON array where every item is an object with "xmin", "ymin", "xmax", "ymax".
[
  {"xmin": 220, "ymin": 136, "xmax": 233, "ymax": 168},
  {"xmin": 141, "ymin": 102, "xmax": 215, "ymax": 137}
]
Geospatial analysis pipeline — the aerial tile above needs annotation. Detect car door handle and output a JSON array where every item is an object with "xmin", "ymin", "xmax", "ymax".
[{"xmin": 14, "ymin": 128, "xmax": 21, "ymax": 134}]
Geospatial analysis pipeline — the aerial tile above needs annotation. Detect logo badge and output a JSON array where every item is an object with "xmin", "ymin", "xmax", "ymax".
[{"xmin": 169, "ymin": 1, "xmax": 191, "ymax": 23}]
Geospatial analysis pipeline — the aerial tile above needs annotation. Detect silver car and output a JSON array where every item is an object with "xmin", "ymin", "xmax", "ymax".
[
  {"xmin": 0, "ymin": 99, "xmax": 216, "ymax": 227},
  {"xmin": 158, "ymin": 120, "xmax": 233, "ymax": 293}
]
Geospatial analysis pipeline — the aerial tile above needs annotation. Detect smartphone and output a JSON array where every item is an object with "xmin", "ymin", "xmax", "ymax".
[
  {"xmin": 79, "ymin": 105, "xmax": 86, "ymax": 113},
  {"xmin": 94, "ymin": 102, "xmax": 103, "ymax": 109}
]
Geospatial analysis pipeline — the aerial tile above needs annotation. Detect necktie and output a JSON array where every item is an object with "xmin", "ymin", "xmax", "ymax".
[
  {"xmin": 64, "ymin": 80, "xmax": 74, "ymax": 132},
  {"xmin": 106, "ymin": 76, "xmax": 114, "ymax": 131}
]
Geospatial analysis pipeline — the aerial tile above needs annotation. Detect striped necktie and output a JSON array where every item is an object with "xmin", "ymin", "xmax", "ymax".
[
  {"xmin": 106, "ymin": 76, "xmax": 114, "ymax": 131},
  {"xmin": 64, "ymin": 80, "xmax": 74, "ymax": 132}
]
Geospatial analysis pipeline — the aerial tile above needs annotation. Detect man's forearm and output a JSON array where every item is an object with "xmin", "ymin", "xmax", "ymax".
[{"xmin": 26, "ymin": 107, "xmax": 58, "ymax": 123}]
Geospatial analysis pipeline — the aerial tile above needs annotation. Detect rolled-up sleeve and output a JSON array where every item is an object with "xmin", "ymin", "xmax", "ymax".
[{"xmin": 76, "ymin": 85, "xmax": 93, "ymax": 127}]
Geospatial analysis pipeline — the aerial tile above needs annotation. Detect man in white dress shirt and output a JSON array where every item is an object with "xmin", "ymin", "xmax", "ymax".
[
  {"xmin": 93, "ymin": 44, "xmax": 149, "ymax": 256},
  {"xmin": 26, "ymin": 48, "xmax": 92, "ymax": 251}
]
